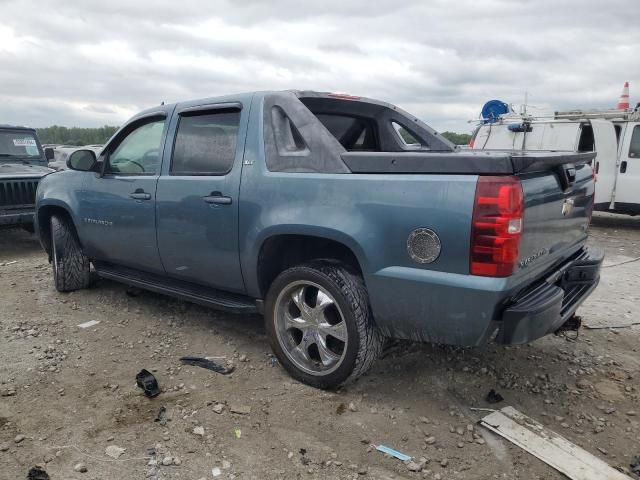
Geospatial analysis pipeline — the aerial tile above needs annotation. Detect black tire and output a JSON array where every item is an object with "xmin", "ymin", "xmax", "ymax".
[
  {"xmin": 51, "ymin": 215, "xmax": 90, "ymax": 292},
  {"xmin": 265, "ymin": 261, "xmax": 383, "ymax": 389}
]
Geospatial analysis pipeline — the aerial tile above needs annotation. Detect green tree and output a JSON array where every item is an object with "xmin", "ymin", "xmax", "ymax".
[
  {"xmin": 37, "ymin": 125, "xmax": 119, "ymax": 146},
  {"xmin": 441, "ymin": 131, "xmax": 472, "ymax": 145}
]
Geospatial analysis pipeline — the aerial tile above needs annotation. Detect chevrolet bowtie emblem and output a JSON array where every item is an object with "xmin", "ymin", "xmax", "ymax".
[{"xmin": 562, "ymin": 198, "xmax": 575, "ymax": 216}]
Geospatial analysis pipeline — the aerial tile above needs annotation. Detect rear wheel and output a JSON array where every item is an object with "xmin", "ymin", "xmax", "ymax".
[
  {"xmin": 265, "ymin": 261, "xmax": 382, "ymax": 389},
  {"xmin": 51, "ymin": 215, "xmax": 90, "ymax": 292}
]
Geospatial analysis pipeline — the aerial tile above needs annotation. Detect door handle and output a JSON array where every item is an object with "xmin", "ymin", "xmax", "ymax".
[
  {"xmin": 203, "ymin": 192, "xmax": 232, "ymax": 205},
  {"xmin": 129, "ymin": 189, "xmax": 152, "ymax": 200},
  {"xmin": 620, "ymin": 161, "xmax": 628, "ymax": 173}
]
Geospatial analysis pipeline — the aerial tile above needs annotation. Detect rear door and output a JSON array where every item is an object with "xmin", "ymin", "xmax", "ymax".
[
  {"xmin": 591, "ymin": 119, "xmax": 618, "ymax": 208},
  {"xmin": 155, "ymin": 101, "xmax": 248, "ymax": 293},
  {"xmin": 614, "ymin": 123, "xmax": 640, "ymax": 208}
]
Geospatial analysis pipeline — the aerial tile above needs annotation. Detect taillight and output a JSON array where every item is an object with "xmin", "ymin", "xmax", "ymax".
[{"xmin": 470, "ymin": 176, "xmax": 524, "ymax": 277}]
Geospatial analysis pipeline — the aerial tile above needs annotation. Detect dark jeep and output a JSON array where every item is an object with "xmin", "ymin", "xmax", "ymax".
[{"xmin": 0, "ymin": 125, "xmax": 53, "ymax": 230}]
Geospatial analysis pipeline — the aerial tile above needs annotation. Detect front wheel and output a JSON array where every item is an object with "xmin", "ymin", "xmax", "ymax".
[
  {"xmin": 265, "ymin": 262, "xmax": 382, "ymax": 389},
  {"xmin": 51, "ymin": 215, "xmax": 90, "ymax": 292}
]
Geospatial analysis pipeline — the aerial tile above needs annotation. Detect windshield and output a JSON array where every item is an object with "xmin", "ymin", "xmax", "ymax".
[{"xmin": 0, "ymin": 131, "xmax": 42, "ymax": 159}]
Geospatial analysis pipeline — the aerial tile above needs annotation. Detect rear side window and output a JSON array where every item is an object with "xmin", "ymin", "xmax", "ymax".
[
  {"xmin": 315, "ymin": 114, "xmax": 378, "ymax": 151},
  {"xmin": 629, "ymin": 125, "xmax": 640, "ymax": 158},
  {"xmin": 392, "ymin": 121, "xmax": 421, "ymax": 147},
  {"xmin": 171, "ymin": 110, "xmax": 240, "ymax": 175}
]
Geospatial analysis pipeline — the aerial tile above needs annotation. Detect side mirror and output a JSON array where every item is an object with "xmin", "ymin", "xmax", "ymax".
[
  {"xmin": 67, "ymin": 149, "xmax": 98, "ymax": 172},
  {"xmin": 44, "ymin": 147, "xmax": 55, "ymax": 161}
]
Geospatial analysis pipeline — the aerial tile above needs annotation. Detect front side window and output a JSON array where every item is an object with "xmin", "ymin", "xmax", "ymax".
[
  {"xmin": 171, "ymin": 110, "xmax": 240, "ymax": 175},
  {"xmin": 107, "ymin": 119, "xmax": 165, "ymax": 175},
  {"xmin": 629, "ymin": 125, "xmax": 640, "ymax": 158}
]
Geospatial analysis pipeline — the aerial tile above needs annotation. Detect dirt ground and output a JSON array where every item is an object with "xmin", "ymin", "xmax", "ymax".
[{"xmin": 1, "ymin": 213, "xmax": 639, "ymax": 480}]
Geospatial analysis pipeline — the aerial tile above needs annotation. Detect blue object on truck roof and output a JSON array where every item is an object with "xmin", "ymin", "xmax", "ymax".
[{"xmin": 481, "ymin": 100, "xmax": 509, "ymax": 124}]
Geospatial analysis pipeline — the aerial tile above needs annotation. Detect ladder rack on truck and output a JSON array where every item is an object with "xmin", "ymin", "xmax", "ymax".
[{"xmin": 470, "ymin": 104, "xmax": 640, "ymax": 216}]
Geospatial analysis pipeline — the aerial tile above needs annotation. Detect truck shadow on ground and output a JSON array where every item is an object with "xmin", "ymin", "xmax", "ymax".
[
  {"xmin": 90, "ymin": 275, "xmax": 587, "ymax": 406},
  {"xmin": 0, "ymin": 228, "xmax": 41, "ymax": 260},
  {"xmin": 591, "ymin": 212, "xmax": 640, "ymax": 230}
]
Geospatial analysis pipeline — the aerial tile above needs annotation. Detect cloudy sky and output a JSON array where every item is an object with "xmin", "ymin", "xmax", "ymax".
[{"xmin": 1, "ymin": 0, "xmax": 639, "ymax": 133}]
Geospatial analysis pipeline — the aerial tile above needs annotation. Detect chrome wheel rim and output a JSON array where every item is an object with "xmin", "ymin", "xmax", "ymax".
[{"xmin": 274, "ymin": 280, "xmax": 348, "ymax": 376}]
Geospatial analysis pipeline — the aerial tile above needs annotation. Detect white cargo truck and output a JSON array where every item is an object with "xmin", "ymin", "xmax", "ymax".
[{"xmin": 471, "ymin": 107, "xmax": 640, "ymax": 215}]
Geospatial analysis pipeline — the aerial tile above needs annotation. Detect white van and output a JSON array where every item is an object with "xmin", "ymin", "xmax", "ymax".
[{"xmin": 470, "ymin": 108, "xmax": 640, "ymax": 215}]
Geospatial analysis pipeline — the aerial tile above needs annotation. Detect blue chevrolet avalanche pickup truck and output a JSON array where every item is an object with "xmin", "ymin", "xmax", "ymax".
[{"xmin": 35, "ymin": 91, "xmax": 603, "ymax": 388}]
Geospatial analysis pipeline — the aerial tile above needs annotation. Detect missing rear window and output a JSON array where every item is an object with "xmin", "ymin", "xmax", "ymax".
[{"xmin": 314, "ymin": 114, "xmax": 379, "ymax": 151}]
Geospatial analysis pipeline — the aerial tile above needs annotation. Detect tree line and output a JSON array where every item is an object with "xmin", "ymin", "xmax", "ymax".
[
  {"xmin": 36, "ymin": 125, "xmax": 472, "ymax": 147},
  {"xmin": 441, "ymin": 131, "xmax": 472, "ymax": 145},
  {"xmin": 36, "ymin": 125, "xmax": 119, "ymax": 146}
]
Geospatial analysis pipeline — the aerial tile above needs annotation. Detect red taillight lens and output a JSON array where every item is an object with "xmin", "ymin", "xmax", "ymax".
[{"xmin": 470, "ymin": 176, "xmax": 524, "ymax": 277}]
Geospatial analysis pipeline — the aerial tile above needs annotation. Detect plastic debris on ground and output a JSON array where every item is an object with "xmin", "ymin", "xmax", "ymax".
[
  {"xmin": 179, "ymin": 356, "xmax": 235, "ymax": 375},
  {"xmin": 154, "ymin": 406, "xmax": 167, "ymax": 425},
  {"xmin": 135, "ymin": 369, "xmax": 161, "ymax": 398},
  {"xmin": 234, "ymin": 428, "xmax": 242, "ymax": 439},
  {"xmin": 480, "ymin": 406, "xmax": 631, "ymax": 480},
  {"xmin": 77, "ymin": 320, "xmax": 100, "ymax": 329},
  {"xmin": 212, "ymin": 467, "xmax": 222, "ymax": 477},
  {"xmin": 485, "ymin": 389, "xmax": 504, "ymax": 404},
  {"xmin": 374, "ymin": 444, "xmax": 412, "ymax": 461},
  {"xmin": 27, "ymin": 467, "xmax": 50, "ymax": 480}
]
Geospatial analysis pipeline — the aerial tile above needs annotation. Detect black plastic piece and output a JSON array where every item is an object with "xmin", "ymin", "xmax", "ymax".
[
  {"xmin": 27, "ymin": 467, "xmax": 50, "ymax": 480},
  {"xmin": 555, "ymin": 163, "xmax": 577, "ymax": 191},
  {"xmin": 180, "ymin": 356, "xmax": 235, "ymax": 375},
  {"xmin": 136, "ymin": 369, "xmax": 161, "ymax": 398},
  {"xmin": 485, "ymin": 389, "xmax": 504, "ymax": 404}
]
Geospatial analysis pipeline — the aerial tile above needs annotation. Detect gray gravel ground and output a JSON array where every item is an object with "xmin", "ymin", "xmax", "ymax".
[{"xmin": 0, "ymin": 212, "xmax": 639, "ymax": 479}]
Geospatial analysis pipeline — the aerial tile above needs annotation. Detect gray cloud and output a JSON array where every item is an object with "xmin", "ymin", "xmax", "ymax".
[{"xmin": 1, "ymin": 0, "xmax": 638, "ymax": 133}]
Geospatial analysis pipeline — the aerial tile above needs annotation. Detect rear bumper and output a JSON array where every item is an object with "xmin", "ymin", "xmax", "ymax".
[
  {"xmin": 367, "ymin": 245, "xmax": 603, "ymax": 346},
  {"xmin": 496, "ymin": 246, "xmax": 603, "ymax": 344},
  {"xmin": 0, "ymin": 208, "xmax": 35, "ymax": 226}
]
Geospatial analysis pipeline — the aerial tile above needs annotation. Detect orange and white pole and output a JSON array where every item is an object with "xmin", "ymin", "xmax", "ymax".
[{"xmin": 616, "ymin": 81, "xmax": 630, "ymax": 110}]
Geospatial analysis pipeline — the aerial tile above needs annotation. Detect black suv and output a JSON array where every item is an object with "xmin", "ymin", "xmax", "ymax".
[{"xmin": 0, "ymin": 125, "xmax": 52, "ymax": 230}]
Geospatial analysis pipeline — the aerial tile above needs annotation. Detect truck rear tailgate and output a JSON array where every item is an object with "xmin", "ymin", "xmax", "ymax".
[{"xmin": 514, "ymin": 161, "xmax": 594, "ymax": 281}]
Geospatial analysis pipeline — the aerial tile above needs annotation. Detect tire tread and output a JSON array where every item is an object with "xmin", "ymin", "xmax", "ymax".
[{"xmin": 51, "ymin": 215, "xmax": 90, "ymax": 292}]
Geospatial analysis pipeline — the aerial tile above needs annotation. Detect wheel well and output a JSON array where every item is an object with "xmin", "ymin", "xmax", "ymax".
[
  {"xmin": 257, "ymin": 235, "xmax": 363, "ymax": 297},
  {"xmin": 37, "ymin": 206, "xmax": 75, "ymax": 256}
]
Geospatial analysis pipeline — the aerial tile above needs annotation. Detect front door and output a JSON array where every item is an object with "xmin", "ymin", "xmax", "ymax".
[
  {"xmin": 156, "ymin": 102, "xmax": 247, "ymax": 293},
  {"xmin": 591, "ymin": 119, "xmax": 618, "ymax": 208},
  {"xmin": 81, "ymin": 114, "xmax": 169, "ymax": 274},
  {"xmin": 614, "ymin": 123, "xmax": 640, "ymax": 208}
]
